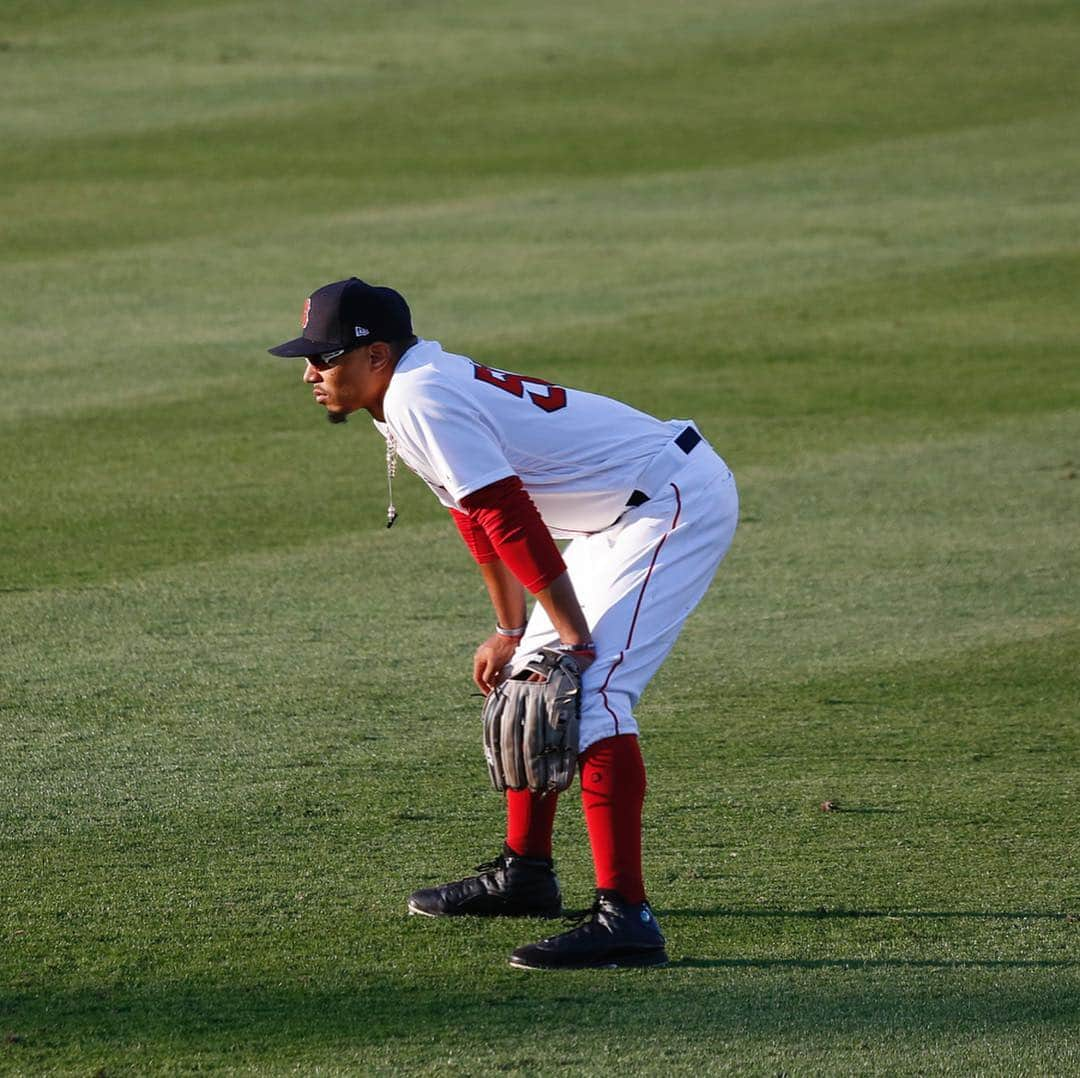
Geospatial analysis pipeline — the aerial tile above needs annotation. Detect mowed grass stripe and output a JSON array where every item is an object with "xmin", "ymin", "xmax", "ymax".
[
  {"xmin": 3, "ymin": 407, "xmax": 1075, "ymax": 692},
  {"xmin": 5, "ymin": 105, "xmax": 1078, "ymax": 418},
  {"xmin": 5, "ymin": 1, "xmax": 1079, "ymax": 258},
  {"xmin": 7, "ymin": 100, "xmax": 1080, "ymax": 284},
  {"xmin": 6, "ymin": 236, "xmax": 1079, "ymax": 422},
  {"xmin": 1, "ymin": 365, "xmax": 1076, "ymax": 591}
]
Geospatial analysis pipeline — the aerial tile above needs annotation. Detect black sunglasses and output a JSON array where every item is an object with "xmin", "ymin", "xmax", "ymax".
[
  {"xmin": 306, "ymin": 341, "xmax": 377, "ymax": 368},
  {"xmin": 305, "ymin": 348, "xmax": 348, "ymax": 368}
]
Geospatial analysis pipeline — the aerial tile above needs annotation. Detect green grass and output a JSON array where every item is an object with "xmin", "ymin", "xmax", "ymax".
[{"xmin": 2, "ymin": 0, "xmax": 1079, "ymax": 1073}]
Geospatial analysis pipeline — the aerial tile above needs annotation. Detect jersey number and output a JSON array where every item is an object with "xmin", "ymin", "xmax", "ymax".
[{"xmin": 473, "ymin": 364, "xmax": 567, "ymax": 413}]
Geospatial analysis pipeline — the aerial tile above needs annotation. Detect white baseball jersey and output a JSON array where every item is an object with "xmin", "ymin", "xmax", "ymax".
[
  {"xmin": 373, "ymin": 339, "xmax": 687, "ymax": 537},
  {"xmin": 374, "ymin": 337, "xmax": 739, "ymax": 752}
]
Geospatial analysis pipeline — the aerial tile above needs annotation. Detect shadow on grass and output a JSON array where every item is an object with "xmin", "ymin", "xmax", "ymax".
[
  {"xmin": 673, "ymin": 957, "xmax": 1079, "ymax": 970},
  {"xmin": 4, "ymin": 962, "xmax": 1080, "ymax": 1068},
  {"xmin": 664, "ymin": 907, "xmax": 1073, "ymax": 920}
]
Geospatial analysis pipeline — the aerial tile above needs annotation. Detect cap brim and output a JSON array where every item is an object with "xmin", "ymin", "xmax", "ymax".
[{"xmin": 267, "ymin": 335, "xmax": 338, "ymax": 358}]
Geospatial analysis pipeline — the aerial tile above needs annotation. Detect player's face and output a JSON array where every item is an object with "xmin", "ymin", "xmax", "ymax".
[{"xmin": 302, "ymin": 346, "xmax": 373, "ymax": 420}]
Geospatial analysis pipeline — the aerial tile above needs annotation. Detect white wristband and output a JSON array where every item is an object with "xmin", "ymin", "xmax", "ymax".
[{"xmin": 496, "ymin": 624, "xmax": 527, "ymax": 638}]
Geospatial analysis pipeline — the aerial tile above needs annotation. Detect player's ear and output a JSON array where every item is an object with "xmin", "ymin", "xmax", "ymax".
[{"xmin": 369, "ymin": 341, "xmax": 394, "ymax": 370}]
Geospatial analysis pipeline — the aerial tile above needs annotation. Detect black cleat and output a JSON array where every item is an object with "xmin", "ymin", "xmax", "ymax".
[
  {"xmin": 509, "ymin": 890, "xmax": 669, "ymax": 970},
  {"xmin": 407, "ymin": 849, "xmax": 562, "ymax": 918}
]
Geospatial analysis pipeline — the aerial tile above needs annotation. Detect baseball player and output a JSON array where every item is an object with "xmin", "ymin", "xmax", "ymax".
[{"xmin": 269, "ymin": 277, "xmax": 739, "ymax": 970}]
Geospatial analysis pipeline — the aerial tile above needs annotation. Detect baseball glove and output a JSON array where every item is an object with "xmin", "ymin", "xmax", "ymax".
[{"xmin": 482, "ymin": 646, "xmax": 583, "ymax": 795}]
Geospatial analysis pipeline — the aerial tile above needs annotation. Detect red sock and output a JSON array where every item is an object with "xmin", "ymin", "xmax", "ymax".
[
  {"xmin": 505, "ymin": 788, "xmax": 558, "ymax": 859},
  {"xmin": 579, "ymin": 734, "xmax": 647, "ymax": 904}
]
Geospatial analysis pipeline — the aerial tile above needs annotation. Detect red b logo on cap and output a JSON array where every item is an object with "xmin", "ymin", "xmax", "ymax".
[{"xmin": 301, "ymin": 298, "xmax": 311, "ymax": 329}]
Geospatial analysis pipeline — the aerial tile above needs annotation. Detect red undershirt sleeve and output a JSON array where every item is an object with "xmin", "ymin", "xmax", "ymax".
[
  {"xmin": 449, "ymin": 507, "xmax": 498, "ymax": 564},
  {"xmin": 456, "ymin": 475, "xmax": 566, "ymax": 594}
]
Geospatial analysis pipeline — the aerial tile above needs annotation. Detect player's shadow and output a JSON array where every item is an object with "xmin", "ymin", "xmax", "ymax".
[
  {"xmin": 664, "ymin": 907, "xmax": 1078, "ymax": 969},
  {"xmin": 672, "ymin": 956, "xmax": 1078, "ymax": 970},
  {"xmin": 663, "ymin": 907, "xmax": 1072, "ymax": 921}
]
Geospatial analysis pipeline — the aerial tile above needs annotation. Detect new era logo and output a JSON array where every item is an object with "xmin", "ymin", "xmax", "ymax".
[{"xmin": 355, "ymin": 326, "xmax": 370, "ymax": 337}]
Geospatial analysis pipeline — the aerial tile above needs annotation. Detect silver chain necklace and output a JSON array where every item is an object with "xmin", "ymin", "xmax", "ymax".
[{"xmin": 385, "ymin": 432, "xmax": 399, "ymax": 528}]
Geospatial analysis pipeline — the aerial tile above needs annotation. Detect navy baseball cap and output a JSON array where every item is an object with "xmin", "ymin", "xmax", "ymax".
[{"xmin": 268, "ymin": 278, "xmax": 412, "ymax": 359}]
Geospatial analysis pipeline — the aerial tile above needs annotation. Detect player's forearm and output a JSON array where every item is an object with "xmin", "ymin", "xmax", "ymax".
[
  {"xmin": 478, "ymin": 559, "xmax": 528, "ymax": 631},
  {"xmin": 458, "ymin": 476, "xmax": 566, "ymax": 594},
  {"xmin": 533, "ymin": 571, "xmax": 592, "ymax": 646}
]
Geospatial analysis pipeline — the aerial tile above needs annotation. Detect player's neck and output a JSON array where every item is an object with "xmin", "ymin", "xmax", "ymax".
[
  {"xmin": 367, "ymin": 369, "xmax": 395, "ymax": 421},
  {"xmin": 368, "ymin": 342, "xmax": 411, "ymax": 420}
]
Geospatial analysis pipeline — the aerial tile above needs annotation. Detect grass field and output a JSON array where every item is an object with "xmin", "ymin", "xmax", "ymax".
[{"xmin": 3, "ymin": 0, "xmax": 1079, "ymax": 1073}]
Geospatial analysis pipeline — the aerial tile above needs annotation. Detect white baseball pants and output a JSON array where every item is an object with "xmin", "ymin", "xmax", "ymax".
[{"xmin": 514, "ymin": 431, "xmax": 738, "ymax": 752}]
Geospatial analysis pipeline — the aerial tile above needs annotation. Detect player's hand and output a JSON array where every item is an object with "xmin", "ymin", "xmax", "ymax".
[{"xmin": 473, "ymin": 633, "xmax": 519, "ymax": 695}]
